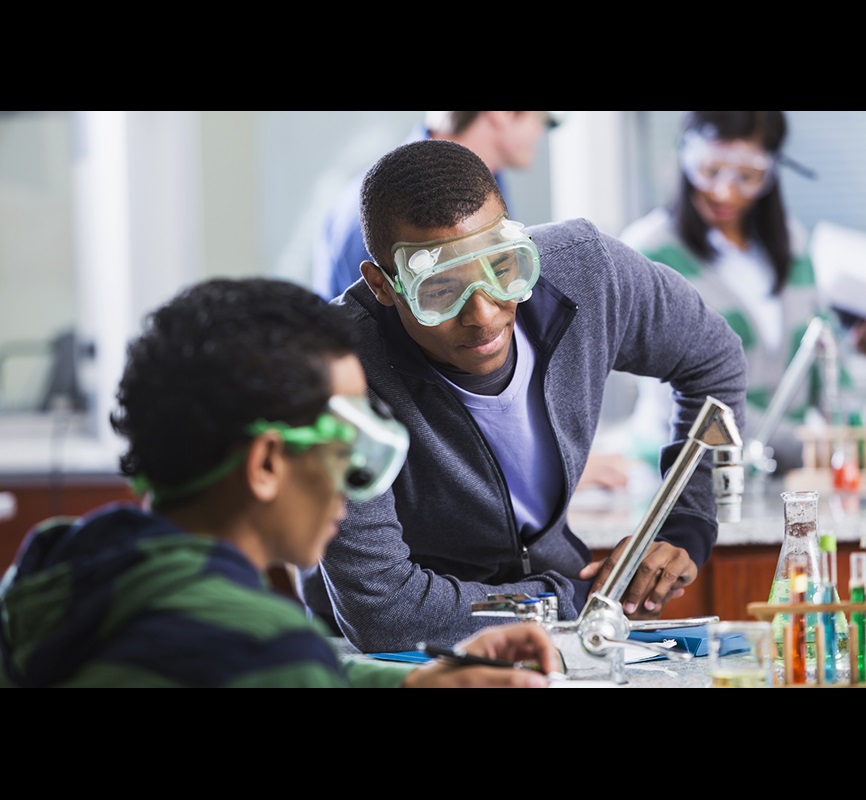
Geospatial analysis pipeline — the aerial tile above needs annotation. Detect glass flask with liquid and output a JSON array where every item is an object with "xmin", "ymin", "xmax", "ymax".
[{"xmin": 767, "ymin": 490, "xmax": 849, "ymax": 664}]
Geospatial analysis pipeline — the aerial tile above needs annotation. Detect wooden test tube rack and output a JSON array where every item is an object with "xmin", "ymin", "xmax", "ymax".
[{"xmin": 747, "ymin": 600, "xmax": 866, "ymax": 687}]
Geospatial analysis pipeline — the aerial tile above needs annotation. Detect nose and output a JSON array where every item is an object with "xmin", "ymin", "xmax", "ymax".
[
  {"xmin": 458, "ymin": 288, "xmax": 501, "ymax": 326},
  {"xmin": 708, "ymin": 171, "xmax": 740, "ymax": 200},
  {"xmin": 711, "ymin": 182, "xmax": 736, "ymax": 200}
]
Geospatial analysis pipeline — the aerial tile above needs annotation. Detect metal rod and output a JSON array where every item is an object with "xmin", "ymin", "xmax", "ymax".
[
  {"xmin": 750, "ymin": 316, "xmax": 839, "ymax": 458},
  {"xmin": 595, "ymin": 439, "xmax": 705, "ymax": 603},
  {"xmin": 578, "ymin": 396, "xmax": 742, "ymax": 618}
]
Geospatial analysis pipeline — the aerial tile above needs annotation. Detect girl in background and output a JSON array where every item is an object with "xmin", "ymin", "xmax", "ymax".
[{"xmin": 621, "ymin": 110, "xmax": 822, "ymax": 474}]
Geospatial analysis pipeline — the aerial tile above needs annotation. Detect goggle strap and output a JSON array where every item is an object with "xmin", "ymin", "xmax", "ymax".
[
  {"xmin": 131, "ymin": 413, "xmax": 356, "ymax": 504},
  {"xmin": 131, "ymin": 448, "xmax": 249, "ymax": 504},
  {"xmin": 778, "ymin": 152, "xmax": 818, "ymax": 181},
  {"xmin": 379, "ymin": 264, "xmax": 404, "ymax": 296},
  {"xmin": 246, "ymin": 415, "xmax": 356, "ymax": 448}
]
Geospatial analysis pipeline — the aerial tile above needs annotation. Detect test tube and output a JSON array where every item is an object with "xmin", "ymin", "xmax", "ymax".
[
  {"xmin": 788, "ymin": 552, "xmax": 808, "ymax": 684},
  {"xmin": 818, "ymin": 534, "xmax": 838, "ymax": 684},
  {"xmin": 850, "ymin": 552, "xmax": 866, "ymax": 684}
]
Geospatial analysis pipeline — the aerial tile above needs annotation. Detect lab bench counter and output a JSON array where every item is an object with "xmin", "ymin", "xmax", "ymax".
[
  {"xmin": 332, "ymin": 637, "xmax": 866, "ymax": 688},
  {"xmin": 0, "ymin": 474, "xmax": 136, "ymax": 572},
  {"xmin": 0, "ymin": 412, "xmax": 133, "ymax": 571},
  {"xmin": 329, "ymin": 636, "xmax": 718, "ymax": 688},
  {"xmin": 568, "ymin": 470, "xmax": 866, "ymax": 623}
]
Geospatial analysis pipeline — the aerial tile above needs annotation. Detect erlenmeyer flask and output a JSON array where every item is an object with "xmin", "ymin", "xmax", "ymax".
[{"xmin": 767, "ymin": 490, "xmax": 848, "ymax": 665}]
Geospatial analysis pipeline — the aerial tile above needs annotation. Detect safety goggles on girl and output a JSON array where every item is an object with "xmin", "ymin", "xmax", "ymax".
[
  {"xmin": 678, "ymin": 130, "xmax": 778, "ymax": 199},
  {"xmin": 132, "ymin": 394, "xmax": 409, "ymax": 505},
  {"xmin": 383, "ymin": 213, "xmax": 541, "ymax": 326}
]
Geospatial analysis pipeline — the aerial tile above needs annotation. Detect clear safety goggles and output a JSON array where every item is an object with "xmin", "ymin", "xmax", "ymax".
[
  {"xmin": 679, "ymin": 130, "xmax": 778, "ymax": 199},
  {"xmin": 133, "ymin": 395, "xmax": 408, "ymax": 505},
  {"xmin": 249, "ymin": 395, "xmax": 409, "ymax": 503},
  {"xmin": 384, "ymin": 213, "xmax": 541, "ymax": 326},
  {"xmin": 313, "ymin": 395, "xmax": 409, "ymax": 502}
]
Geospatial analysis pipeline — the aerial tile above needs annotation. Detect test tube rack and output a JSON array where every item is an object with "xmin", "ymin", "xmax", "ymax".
[
  {"xmin": 747, "ymin": 599, "xmax": 866, "ymax": 688},
  {"xmin": 784, "ymin": 424, "xmax": 866, "ymax": 494}
]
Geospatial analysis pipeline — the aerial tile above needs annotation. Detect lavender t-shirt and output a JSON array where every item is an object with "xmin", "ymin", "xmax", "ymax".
[{"xmin": 436, "ymin": 322, "xmax": 563, "ymax": 536}]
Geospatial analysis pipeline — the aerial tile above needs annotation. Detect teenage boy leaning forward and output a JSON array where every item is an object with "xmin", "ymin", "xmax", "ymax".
[{"xmin": 300, "ymin": 139, "xmax": 747, "ymax": 653}]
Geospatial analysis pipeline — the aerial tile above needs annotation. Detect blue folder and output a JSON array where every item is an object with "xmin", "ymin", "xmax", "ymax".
[{"xmin": 628, "ymin": 624, "xmax": 747, "ymax": 657}]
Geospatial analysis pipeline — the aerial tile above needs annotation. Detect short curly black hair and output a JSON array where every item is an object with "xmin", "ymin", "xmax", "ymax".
[
  {"xmin": 360, "ymin": 139, "xmax": 505, "ymax": 271},
  {"xmin": 110, "ymin": 277, "xmax": 359, "ymax": 504}
]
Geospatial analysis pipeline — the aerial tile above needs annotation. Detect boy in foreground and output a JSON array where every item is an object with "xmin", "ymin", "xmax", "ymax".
[{"xmin": 0, "ymin": 278, "xmax": 560, "ymax": 687}]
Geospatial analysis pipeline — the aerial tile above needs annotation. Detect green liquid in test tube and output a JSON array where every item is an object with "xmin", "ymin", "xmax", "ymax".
[{"xmin": 851, "ymin": 552, "xmax": 866, "ymax": 684}]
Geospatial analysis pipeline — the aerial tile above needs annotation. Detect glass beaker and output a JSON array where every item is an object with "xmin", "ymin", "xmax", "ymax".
[{"xmin": 767, "ymin": 490, "xmax": 849, "ymax": 665}]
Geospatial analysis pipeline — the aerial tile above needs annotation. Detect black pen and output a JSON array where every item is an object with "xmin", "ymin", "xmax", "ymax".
[{"xmin": 419, "ymin": 642, "xmax": 537, "ymax": 671}]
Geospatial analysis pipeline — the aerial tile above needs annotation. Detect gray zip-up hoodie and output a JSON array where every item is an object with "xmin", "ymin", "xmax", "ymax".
[{"xmin": 302, "ymin": 217, "xmax": 747, "ymax": 652}]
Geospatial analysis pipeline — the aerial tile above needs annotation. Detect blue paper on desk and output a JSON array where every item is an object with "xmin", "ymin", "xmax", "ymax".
[
  {"xmin": 628, "ymin": 625, "xmax": 747, "ymax": 658},
  {"xmin": 368, "ymin": 650, "xmax": 431, "ymax": 664}
]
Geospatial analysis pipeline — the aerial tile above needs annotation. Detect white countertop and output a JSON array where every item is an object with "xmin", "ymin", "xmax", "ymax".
[
  {"xmin": 568, "ymin": 461, "xmax": 865, "ymax": 549},
  {"xmin": 0, "ymin": 412, "xmax": 123, "ymax": 479}
]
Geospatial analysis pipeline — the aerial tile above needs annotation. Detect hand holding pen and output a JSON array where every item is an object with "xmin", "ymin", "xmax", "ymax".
[{"xmin": 401, "ymin": 622, "xmax": 567, "ymax": 687}]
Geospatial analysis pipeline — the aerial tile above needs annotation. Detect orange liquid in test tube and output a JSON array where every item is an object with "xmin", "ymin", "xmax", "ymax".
[
  {"xmin": 832, "ymin": 440, "xmax": 861, "ymax": 492},
  {"xmin": 788, "ymin": 553, "xmax": 808, "ymax": 684}
]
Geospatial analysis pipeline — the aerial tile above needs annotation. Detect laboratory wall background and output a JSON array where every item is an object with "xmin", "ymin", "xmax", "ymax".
[{"xmin": 2, "ymin": 110, "xmax": 865, "ymax": 471}]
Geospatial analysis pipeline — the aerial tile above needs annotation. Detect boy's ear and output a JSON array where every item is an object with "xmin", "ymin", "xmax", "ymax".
[
  {"xmin": 361, "ymin": 261, "xmax": 396, "ymax": 307},
  {"xmin": 245, "ymin": 435, "xmax": 284, "ymax": 502}
]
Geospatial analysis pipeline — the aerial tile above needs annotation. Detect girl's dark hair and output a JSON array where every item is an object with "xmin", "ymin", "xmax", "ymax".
[{"xmin": 673, "ymin": 111, "xmax": 791, "ymax": 294}]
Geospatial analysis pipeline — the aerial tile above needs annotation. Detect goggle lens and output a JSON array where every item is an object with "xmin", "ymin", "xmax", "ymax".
[
  {"xmin": 390, "ymin": 215, "xmax": 540, "ymax": 326},
  {"xmin": 323, "ymin": 395, "xmax": 409, "ymax": 502},
  {"xmin": 679, "ymin": 131, "xmax": 777, "ymax": 199},
  {"xmin": 412, "ymin": 245, "xmax": 536, "ymax": 323}
]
